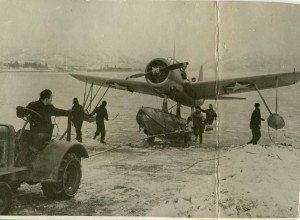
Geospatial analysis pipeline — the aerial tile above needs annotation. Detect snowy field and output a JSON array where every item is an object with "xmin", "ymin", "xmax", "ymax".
[{"xmin": 0, "ymin": 71, "xmax": 299, "ymax": 217}]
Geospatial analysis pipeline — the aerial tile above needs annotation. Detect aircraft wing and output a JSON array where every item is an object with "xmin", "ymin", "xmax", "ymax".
[
  {"xmin": 184, "ymin": 71, "xmax": 300, "ymax": 99},
  {"xmin": 70, "ymin": 73, "xmax": 163, "ymax": 97}
]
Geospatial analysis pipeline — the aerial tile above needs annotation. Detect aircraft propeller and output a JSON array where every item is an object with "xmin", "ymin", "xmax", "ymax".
[{"xmin": 126, "ymin": 62, "xmax": 189, "ymax": 80}]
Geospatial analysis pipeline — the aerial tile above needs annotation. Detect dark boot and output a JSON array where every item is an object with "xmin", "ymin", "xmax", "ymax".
[
  {"xmin": 78, "ymin": 133, "xmax": 82, "ymax": 143},
  {"xmin": 199, "ymin": 133, "xmax": 203, "ymax": 144}
]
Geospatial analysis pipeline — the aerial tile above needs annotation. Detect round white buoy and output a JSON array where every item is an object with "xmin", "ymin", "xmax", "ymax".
[{"xmin": 267, "ymin": 113, "xmax": 285, "ymax": 130}]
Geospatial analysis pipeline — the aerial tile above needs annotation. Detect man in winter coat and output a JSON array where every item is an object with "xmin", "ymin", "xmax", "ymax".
[
  {"xmin": 72, "ymin": 98, "xmax": 84, "ymax": 142},
  {"xmin": 192, "ymin": 106, "xmax": 205, "ymax": 144},
  {"xmin": 17, "ymin": 89, "xmax": 70, "ymax": 166},
  {"xmin": 200, "ymin": 104, "xmax": 217, "ymax": 131},
  {"xmin": 247, "ymin": 103, "xmax": 265, "ymax": 145},
  {"xmin": 89, "ymin": 101, "xmax": 108, "ymax": 144}
]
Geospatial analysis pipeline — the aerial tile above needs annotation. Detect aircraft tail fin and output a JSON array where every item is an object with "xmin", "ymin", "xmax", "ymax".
[{"xmin": 198, "ymin": 65, "xmax": 203, "ymax": 81}]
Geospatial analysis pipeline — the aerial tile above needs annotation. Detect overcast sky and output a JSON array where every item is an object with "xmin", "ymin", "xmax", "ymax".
[
  {"xmin": 219, "ymin": 1, "xmax": 300, "ymax": 74},
  {"xmin": 0, "ymin": 0, "xmax": 216, "ymax": 70},
  {"xmin": 0, "ymin": 1, "xmax": 300, "ymax": 73}
]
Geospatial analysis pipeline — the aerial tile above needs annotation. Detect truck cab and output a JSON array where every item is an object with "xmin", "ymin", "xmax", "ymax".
[{"xmin": 0, "ymin": 107, "xmax": 88, "ymax": 215}]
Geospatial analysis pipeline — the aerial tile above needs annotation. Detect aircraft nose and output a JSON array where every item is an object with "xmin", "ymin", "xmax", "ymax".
[
  {"xmin": 136, "ymin": 107, "xmax": 146, "ymax": 126},
  {"xmin": 136, "ymin": 107, "xmax": 155, "ymax": 127}
]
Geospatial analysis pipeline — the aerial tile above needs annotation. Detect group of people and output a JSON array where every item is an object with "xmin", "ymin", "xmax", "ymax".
[
  {"xmin": 15, "ymin": 89, "xmax": 266, "ymax": 168},
  {"xmin": 185, "ymin": 102, "xmax": 265, "ymax": 145},
  {"xmin": 23, "ymin": 89, "xmax": 109, "ymax": 145},
  {"xmin": 72, "ymin": 98, "xmax": 108, "ymax": 144},
  {"xmin": 185, "ymin": 104, "xmax": 217, "ymax": 144},
  {"xmin": 21, "ymin": 90, "xmax": 264, "ymax": 158},
  {"xmin": 16, "ymin": 89, "xmax": 109, "ymax": 166}
]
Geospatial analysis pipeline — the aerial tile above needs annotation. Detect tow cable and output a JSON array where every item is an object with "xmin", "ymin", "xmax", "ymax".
[
  {"xmin": 253, "ymin": 80, "xmax": 285, "ymax": 145},
  {"xmin": 88, "ymin": 130, "xmax": 185, "ymax": 158}
]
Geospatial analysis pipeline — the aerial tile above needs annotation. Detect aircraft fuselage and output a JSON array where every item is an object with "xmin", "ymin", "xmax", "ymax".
[{"xmin": 145, "ymin": 58, "xmax": 205, "ymax": 107}]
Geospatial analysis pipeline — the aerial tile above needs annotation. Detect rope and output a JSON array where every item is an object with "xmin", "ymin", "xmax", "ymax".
[
  {"xmin": 110, "ymin": 113, "xmax": 120, "ymax": 121},
  {"xmin": 267, "ymin": 124, "xmax": 277, "ymax": 145},
  {"xmin": 168, "ymin": 103, "xmax": 177, "ymax": 112},
  {"xmin": 87, "ymin": 129, "xmax": 220, "ymax": 174},
  {"xmin": 181, "ymin": 156, "xmax": 224, "ymax": 171},
  {"xmin": 59, "ymin": 129, "xmax": 68, "ymax": 141},
  {"xmin": 141, "ymin": 109, "xmax": 173, "ymax": 133},
  {"xmin": 52, "ymin": 117, "xmax": 60, "ymax": 140},
  {"xmin": 88, "ymin": 130, "xmax": 184, "ymax": 158},
  {"xmin": 253, "ymin": 83, "xmax": 279, "ymax": 145}
]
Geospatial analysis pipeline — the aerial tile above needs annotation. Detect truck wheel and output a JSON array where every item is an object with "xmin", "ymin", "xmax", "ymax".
[
  {"xmin": 41, "ymin": 153, "xmax": 81, "ymax": 200},
  {"xmin": 0, "ymin": 183, "xmax": 12, "ymax": 215}
]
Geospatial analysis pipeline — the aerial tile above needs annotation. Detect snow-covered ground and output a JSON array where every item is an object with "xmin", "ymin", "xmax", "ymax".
[
  {"xmin": 148, "ymin": 142, "xmax": 300, "ymax": 218},
  {"xmin": 0, "ymin": 72, "xmax": 299, "ymax": 217}
]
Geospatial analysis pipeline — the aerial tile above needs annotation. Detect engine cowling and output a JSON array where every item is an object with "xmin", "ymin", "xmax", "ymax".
[
  {"xmin": 145, "ymin": 58, "xmax": 170, "ymax": 85},
  {"xmin": 145, "ymin": 58, "xmax": 171, "ymax": 87},
  {"xmin": 145, "ymin": 58, "xmax": 187, "ymax": 102},
  {"xmin": 145, "ymin": 58, "xmax": 187, "ymax": 89},
  {"xmin": 144, "ymin": 58, "xmax": 204, "ymax": 107}
]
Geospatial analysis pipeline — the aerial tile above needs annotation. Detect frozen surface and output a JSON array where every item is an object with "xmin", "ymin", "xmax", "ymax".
[{"xmin": 0, "ymin": 72, "xmax": 299, "ymax": 217}]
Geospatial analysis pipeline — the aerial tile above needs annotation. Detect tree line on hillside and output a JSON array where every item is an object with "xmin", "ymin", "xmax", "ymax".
[{"xmin": 5, "ymin": 61, "xmax": 48, "ymax": 69}]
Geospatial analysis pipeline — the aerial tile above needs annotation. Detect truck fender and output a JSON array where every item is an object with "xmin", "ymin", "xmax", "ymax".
[{"xmin": 31, "ymin": 140, "xmax": 88, "ymax": 182}]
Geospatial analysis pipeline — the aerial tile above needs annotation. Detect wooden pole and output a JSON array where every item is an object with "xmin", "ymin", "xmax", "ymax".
[
  {"xmin": 162, "ymin": 97, "xmax": 168, "ymax": 113},
  {"xmin": 276, "ymin": 77, "xmax": 278, "ymax": 114},
  {"xmin": 66, "ymin": 114, "xmax": 72, "ymax": 142}
]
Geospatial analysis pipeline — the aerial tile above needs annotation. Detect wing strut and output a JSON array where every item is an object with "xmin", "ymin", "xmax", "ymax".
[
  {"xmin": 85, "ymin": 82, "xmax": 104, "ymax": 111},
  {"xmin": 81, "ymin": 81, "xmax": 111, "ymax": 123},
  {"xmin": 83, "ymin": 82, "xmax": 94, "ymax": 109},
  {"xmin": 93, "ymin": 85, "xmax": 111, "ymax": 112},
  {"xmin": 253, "ymin": 84, "xmax": 272, "ymax": 115},
  {"xmin": 253, "ymin": 83, "xmax": 285, "ymax": 130},
  {"xmin": 83, "ymin": 78, "xmax": 87, "ymax": 108}
]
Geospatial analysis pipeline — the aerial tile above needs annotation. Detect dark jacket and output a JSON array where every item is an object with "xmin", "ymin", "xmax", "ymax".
[
  {"xmin": 250, "ymin": 108, "xmax": 263, "ymax": 129},
  {"xmin": 27, "ymin": 100, "xmax": 69, "ymax": 134},
  {"xmin": 72, "ymin": 103, "xmax": 84, "ymax": 125},
  {"xmin": 192, "ymin": 111, "xmax": 205, "ymax": 129},
  {"xmin": 201, "ymin": 108, "xmax": 217, "ymax": 125},
  {"xmin": 89, "ymin": 105, "xmax": 108, "ymax": 123}
]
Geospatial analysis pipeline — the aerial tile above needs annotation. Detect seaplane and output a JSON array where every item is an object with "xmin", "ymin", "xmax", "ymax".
[{"xmin": 70, "ymin": 57, "xmax": 300, "ymax": 142}]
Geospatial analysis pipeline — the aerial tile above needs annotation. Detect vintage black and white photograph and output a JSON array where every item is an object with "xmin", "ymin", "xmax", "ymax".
[{"xmin": 0, "ymin": 0, "xmax": 299, "ymax": 218}]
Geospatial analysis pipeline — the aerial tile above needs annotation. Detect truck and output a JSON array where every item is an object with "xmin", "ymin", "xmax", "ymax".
[{"xmin": 0, "ymin": 106, "xmax": 88, "ymax": 215}]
